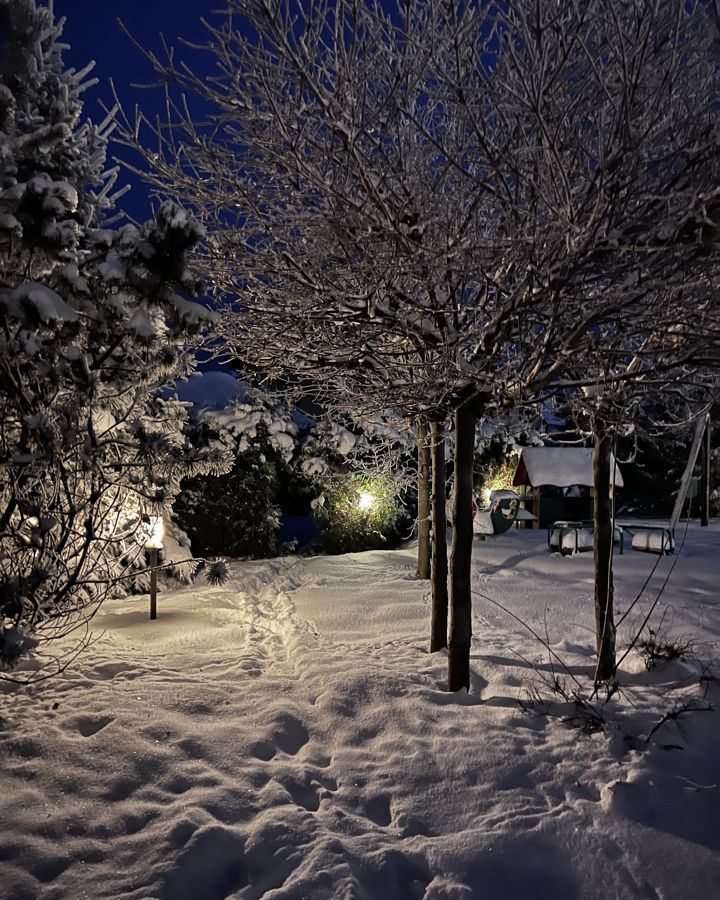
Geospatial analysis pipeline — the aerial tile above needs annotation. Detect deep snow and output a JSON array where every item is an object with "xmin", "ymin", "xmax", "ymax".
[{"xmin": 1, "ymin": 525, "xmax": 719, "ymax": 899}]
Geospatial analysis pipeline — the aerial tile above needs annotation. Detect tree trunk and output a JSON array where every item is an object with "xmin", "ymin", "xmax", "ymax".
[
  {"xmin": 593, "ymin": 424, "xmax": 616, "ymax": 682},
  {"xmin": 700, "ymin": 417, "xmax": 711, "ymax": 527},
  {"xmin": 430, "ymin": 418, "xmax": 448, "ymax": 652},
  {"xmin": 416, "ymin": 417, "xmax": 431, "ymax": 580},
  {"xmin": 448, "ymin": 405, "xmax": 476, "ymax": 691}
]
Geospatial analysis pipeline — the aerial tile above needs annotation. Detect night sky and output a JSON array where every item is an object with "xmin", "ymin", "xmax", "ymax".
[{"xmin": 54, "ymin": 0, "xmax": 216, "ymax": 222}]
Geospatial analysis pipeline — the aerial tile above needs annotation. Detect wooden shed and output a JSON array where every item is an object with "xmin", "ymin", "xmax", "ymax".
[{"xmin": 512, "ymin": 447, "xmax": 624, "ymax": 529}]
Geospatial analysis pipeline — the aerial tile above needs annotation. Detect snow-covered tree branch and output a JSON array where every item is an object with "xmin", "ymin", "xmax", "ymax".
[{"xmin": 118, "ymin": 0, "xmax": 720, "ymax": 689}]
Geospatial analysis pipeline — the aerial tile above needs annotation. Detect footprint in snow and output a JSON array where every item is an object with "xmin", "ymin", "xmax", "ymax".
[
  {"xmin": 249, "ymin": 739, "xmax": 276, "ymax": 761},
  {"xmin": 162, "ymin": 826, "xmax": 248, "ymax": 900},
  {"xmin": 165, "ymin": 774, "xmax": 193, "ymax": 795},
  {"xmin": 29, "ymin": 854, "xmax": 71, "ymax": 884},
  {"xmin": 74, "ymin": 714, "xmax": 114, "ymax": 737},
  {"xmin": 271, "ymin": 713, "xmax": 309, "ymax": 756},
  {"xmin": 104, "ymin": 775, "xmax": 142, "ymax": 802},
  {"xmin": 280, "ymin": 772, "xmax": 338, "ymax": 812},
  {"xmin": 168, "ymin": 819, "xmax": 197, "ymax": 849},
  {"xmin": 362, "ymin": 793, "xmax": 392, "ymax": 827},
  {"xmin": 87, "ymin": 661, "xmax": 138, "ymax": 681}
]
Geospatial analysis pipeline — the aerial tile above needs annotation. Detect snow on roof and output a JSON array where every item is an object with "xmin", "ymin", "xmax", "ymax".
[{"xmin": 513, "ymin": 447, "xmax": 624, "ymax": 488}]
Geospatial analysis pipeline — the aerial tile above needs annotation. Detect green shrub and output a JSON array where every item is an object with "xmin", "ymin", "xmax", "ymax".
[{"xmin": 315, "ymin": 474, "xmax": 404, "ymax": 554}]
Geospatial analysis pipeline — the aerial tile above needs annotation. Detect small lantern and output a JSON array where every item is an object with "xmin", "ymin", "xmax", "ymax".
[
  {"xmin": 145, "ymin": 516, "xmax": 165, "ymax": 550},
  {"xmin": 145, "ymin": 516, "xmax": 164, "ymax": 620}
]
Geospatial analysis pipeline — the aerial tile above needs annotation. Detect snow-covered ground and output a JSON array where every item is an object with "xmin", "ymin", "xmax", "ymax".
[{"xmin": 1, "ymin": 525, "xmax": 719, "ymax": 899}]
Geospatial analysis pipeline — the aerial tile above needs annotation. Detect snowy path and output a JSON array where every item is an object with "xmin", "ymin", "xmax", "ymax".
[{"xmin": 1, "ymin": 529, "xmax": 719, "ymax": 899}]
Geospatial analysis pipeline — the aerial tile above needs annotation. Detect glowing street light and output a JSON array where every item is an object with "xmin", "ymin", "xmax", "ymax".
[
  {"xmin": 145, "ymin": 516, "xmax": 164, "ymax": 620},
  {"xmin": 357, "ymin": 491, "xmax": 375, "ymax": 511}
]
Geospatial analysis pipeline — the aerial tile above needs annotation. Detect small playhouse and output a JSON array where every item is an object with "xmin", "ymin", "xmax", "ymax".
[{"xmin": 512, "ymin": 447, "xmax": 624, "ymax": 529}]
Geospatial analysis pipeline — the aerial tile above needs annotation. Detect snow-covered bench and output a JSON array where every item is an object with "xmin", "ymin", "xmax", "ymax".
[
  {"xmin": 616, "ymin": 522, "xmax": 675, "ymax": 555},
  {"xmin": 548, "ymin": 520, "xmax": 594, "ymax": 555},
  {"xmin": 548, "ymin": 521, "xmax": 625, "ymax": 556}
]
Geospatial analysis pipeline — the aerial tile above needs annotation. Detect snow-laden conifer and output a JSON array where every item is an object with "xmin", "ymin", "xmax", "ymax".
[{"xmin": 0, "ymin": 0, "xmax": 229, "ymax": 675}]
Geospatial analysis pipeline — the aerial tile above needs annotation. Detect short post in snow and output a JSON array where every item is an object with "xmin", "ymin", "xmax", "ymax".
[{"xmin": 145, "ymin": 517, "xmax": 164, "ymax": 620}]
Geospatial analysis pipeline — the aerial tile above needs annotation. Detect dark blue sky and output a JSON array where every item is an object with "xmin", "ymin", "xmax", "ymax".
[{"xmin": 54, "ymin": 0, "xmax": 215, "ymax": 222}]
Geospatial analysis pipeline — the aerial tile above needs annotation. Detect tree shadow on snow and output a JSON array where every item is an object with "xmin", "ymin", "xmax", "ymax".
[
  {"xmin": 476, "ymin": 653, "xmax": 596, "ymax": 679},
  {"xmin": 463, "ymin": 835, "xmax": 580, "ymax": 900},
  {"xmin": 473, "ymin": 549, "xmax": 542, "ymax": 577}
]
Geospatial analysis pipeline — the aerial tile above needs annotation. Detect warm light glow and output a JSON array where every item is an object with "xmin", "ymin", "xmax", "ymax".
[
  {"xmin": 357, "ymin": 491, "xmax": 375, "ymax": 510},
  {"xmin": 145, "ymin": 516, "xmax": 165, "ymax": 549}
]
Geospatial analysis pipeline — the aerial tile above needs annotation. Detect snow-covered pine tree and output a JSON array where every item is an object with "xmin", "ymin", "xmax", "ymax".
[
  {"xmin": 0, "ymin": 0, "xmax": 228, "ymax": 673},
  {"xmin": 174, "ymin": 386, "xmax": 299, "ymax": 560}
]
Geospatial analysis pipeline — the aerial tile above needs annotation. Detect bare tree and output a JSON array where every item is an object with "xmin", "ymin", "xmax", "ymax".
[
  {"xmin": 117, "ymin": 0, "xmax": 720, "ymax": 691},
  {"xmin": 481, "ymin": 0, "xmax": 720, "ymax": 681},
  {"xmin": 558, "ymin": 358, "xmax": 719, "ymax": 682},
  {"xmin": 415, "ymin": 418, "xmax": 431, "ymax": 580},
  {"xmin": 429, "ymin": 417, "xmax": 449, "ymax": 652},
  {"xmin": 117, "ymin": 0, "xmax": 547, "ymax": 690}
]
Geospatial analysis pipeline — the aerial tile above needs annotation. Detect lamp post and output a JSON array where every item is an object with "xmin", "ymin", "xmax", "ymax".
[{"xmin": 145, "ymin": 516, "xmax": 164, "ymax": 620}]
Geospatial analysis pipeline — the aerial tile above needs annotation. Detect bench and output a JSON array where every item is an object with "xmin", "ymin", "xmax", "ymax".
[
  {"xmin": 548, "ymin": 520, "xmax": 626, "ymax": 556},
  {"xmin": 615, "ymin": 522, "xmax": 675, "ymax": 555},
  {"xmin": 548, "ymin": 520, "xmax": 595, "ymax": 556}
]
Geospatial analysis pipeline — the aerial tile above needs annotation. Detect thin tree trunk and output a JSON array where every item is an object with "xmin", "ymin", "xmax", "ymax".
[
  {"xmin": 700, "ymin": 417, "xmax": 711, "ymax": 527},
  {"xmin": 448, "ymin": 405, "xmax": 476, "ymax": 691},
  {"xmin": 430, "ymin": 418, "xmax": 448, "ymax": 652},
  {"xmin": 593, "ymin": 423, "xmax": 616, "ymax": 682},
  {"xmin": 416, "ymin": 417, "xmax": 431, "ymax": 580}
]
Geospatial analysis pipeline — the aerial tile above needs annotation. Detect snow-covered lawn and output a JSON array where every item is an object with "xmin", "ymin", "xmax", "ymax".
[{"xmin": 2, "ymin": 526, "xmax": 720, "ymax": 899}]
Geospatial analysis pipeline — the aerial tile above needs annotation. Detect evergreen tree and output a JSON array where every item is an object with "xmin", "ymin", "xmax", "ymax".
[
  {"xmin": 0, "ymin": 0, "xmax": 227, "ymax": 671},
  {"xmin": 173, "ymin": 394, "xmax": 297, "ymax": 558}
]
